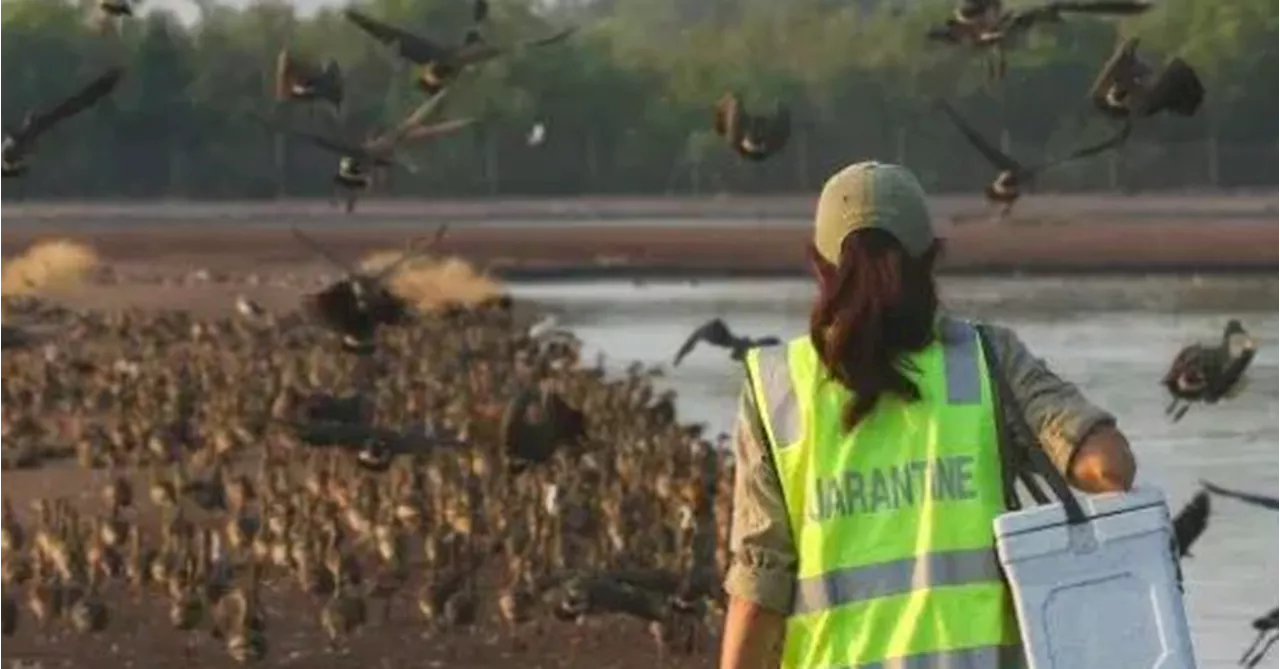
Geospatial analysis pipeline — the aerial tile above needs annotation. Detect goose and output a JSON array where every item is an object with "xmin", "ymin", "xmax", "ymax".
[
  {"xmin": 256, "ymin": 91, "xmax": 472, "ymax": 213},
  {"xmin": 673, "ymin": 318, "xmax": 781, "ymax": 366},
  {"xmin": 344, "ymin": 9, "xmax": 574, "ymax": 95},
  {"xmin": 713, "ymin": 93, "xmax": 791, "ymax": 162},
  {"xmin": 1162, "ymin": 320, "xmax": 1256, "ymax": 421},
  {"xmin": 935, "ymin": 99, "xmax": 1129, "ymax": 218}
]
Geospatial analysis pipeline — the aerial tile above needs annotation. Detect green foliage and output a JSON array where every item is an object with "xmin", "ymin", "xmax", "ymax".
[{"xmin": 1, "ymin": 0, "xmax": 1274, "ymax": 198}]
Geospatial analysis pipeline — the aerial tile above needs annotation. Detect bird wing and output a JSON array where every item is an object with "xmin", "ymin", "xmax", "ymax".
[
  {"xmin": 399, "ymin": 117, "xmax": 475, "ymax": 143},
  {"xmin": 673, "ymin": 318, "xmax": 733, "ymax": 366},
  {"xmin": 1028, "ymin": 124, "xmax": 1130, "ymax": 174},
  {"xmin": 15, "ymin": 68, "xmax": 123, "ymax": 145},
  {"xmin": 1201, "ymin": 481, "xmax": 1279, "ymax": 511},
  {"xmin": 371, "ymin": 90, "xmax": 454, "ymax": 151},
  {"xmin": 252, "ymin": 111, "xmax": 364, "ymax": 157},
  {"xmin": 519, "ymin": 25, "xmax": 577, "ymax": 50},
  {"xmin": 472, "ymin": 0, "xmax": 489, "ymax": 23},
  {"xmin": 935, "ymin": 99, "xmax": 1022, "ymax": 172},
  {"xmin": 1047, "ymin": 1, "xmax": 1153, "ymax": 16},
  {"xmin": 1171, "ymin": 490, "xmax": 1210, "ymax": 557},
  {"xmin": 1088, "ymin": 37, "xmax": 1140, "ymax": 111},
  {"xmin": 343, "ymin": 9, "xmax": 451, "ymax": 64},
  {"xmin": 454, "ymin": 25, "xmax": 574, "ymax": 66}
]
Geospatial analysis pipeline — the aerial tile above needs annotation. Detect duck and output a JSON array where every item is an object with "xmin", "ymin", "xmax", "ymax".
[
  {"xmin": 4, "ymin": 69, "xmax": 123, "ymax": 178},
  {"xmin": 343, "ymin": 8, "xmax": 574, "ymax": 95},
  {"xmin": 713, "ymin": 92, "xmax": 791, "ymax": 162},
  {"xmin": 1090, "ymin": 37, "xmax": 1204, "ymax": 123},
  {"xmin": 274, "ymin": 49, "xmax": 344, "ymax": 112},
  {"xmin": 935, "ymin": 99, "xmax": 1129, "ymax": 218},
  {"xmin": 673, "ymin": 318, "xmax": 781, "ymax": 366},
  {"xmin": 1162, "ymin": 320, "xmax": 1256, "ymax": 421}
]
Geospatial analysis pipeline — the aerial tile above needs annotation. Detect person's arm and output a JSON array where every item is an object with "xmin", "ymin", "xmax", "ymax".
[
  {"xmin": 719, "ymin": 383, "xmax": 797, "ymax": 669},
  {"xmin": 985, "ymin": 324, "xmax": 1137, "ymax": 492}
]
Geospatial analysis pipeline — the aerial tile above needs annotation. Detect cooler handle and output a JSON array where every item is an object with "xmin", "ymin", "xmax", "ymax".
[{"xmin": 977, "ymin": 324, "xmax": 1091, "ymax": 526}]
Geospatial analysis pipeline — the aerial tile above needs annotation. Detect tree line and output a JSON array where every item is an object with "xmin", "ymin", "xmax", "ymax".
[{"xmin": 2, "ymin": 0, "xmax": 1275, "ymax": 200}]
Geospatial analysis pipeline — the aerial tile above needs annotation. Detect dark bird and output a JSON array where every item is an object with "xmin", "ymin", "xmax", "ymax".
[
  {"xmin": 3, "ymin": 69, "xmax": 123, "ymax": 178},
  {"xmin": 1240, "ymin": 608, "xmax": 1279, "ymax": 669},
  {"xmin": 673, "ymin": 318, "xmax": 781, "ymax": 367},
  {"xmin": 713, "ymin": 93, "xmax": 791, "ymax": 162},
  {"xmin": 1162, "ymin": 319, "xmax": 1256, "ymax": 422},
  {"xmin": 936, "ymin": 99, "xmax": 1129, "ymax": 218},
  {"xmin": 257, "ymin": 91, "xmax": 472, "ymax": 212},
  {"xmin": 927, "ymin": 1, "xmax": 1152, "ymax": 81},
  {"xmin": 472, "ymin": 0, "xmax": 489, "ymax": 24},
  {"xmin": 344, "ymin": 9, "xmax": 575, "ymax": 95},
  {"xmin": 501, "ymin": 388, "xmax": 588, "ymax": 474},
  {"xmin": 275, "ymin": 49, "xmax": 344, "ymax": 112},
  {"xmin": 1201, "ymin": 481, "xmax": 1278, "ymax": 511},
  {"xmin": 293, "ymin": 224, "xmax": 449, "ymax": 351},
  {"xmin": 98, "ymin": 0, "xmax": 135, "ymax": 17},
  {"xmin": 1171, "ymin": 490, "xmax": 1210, "ymax": 558},
  {"xmin": 1089, "ymin": 37, "xmax": 1204, "ymax": 123}
]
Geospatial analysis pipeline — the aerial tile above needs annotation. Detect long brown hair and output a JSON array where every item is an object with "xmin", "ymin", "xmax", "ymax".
[{"xmin": 809, "ymin": 228, "xmax": 943, "ymax": 431}]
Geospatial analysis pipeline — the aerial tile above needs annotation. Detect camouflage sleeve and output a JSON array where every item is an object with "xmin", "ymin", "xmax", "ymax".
[
  {"xmin": 982, "ymin": 323, "xmax": 1118, "ymax": 476},
  {"xmin": 723, "ymin": 380, "xmax": 798, "ymax": 615}
]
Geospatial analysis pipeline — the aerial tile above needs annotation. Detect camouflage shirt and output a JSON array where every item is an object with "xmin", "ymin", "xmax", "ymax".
[{"xmin": 723, "ymin": 320, "xmax": 1117, "ymax": 614}]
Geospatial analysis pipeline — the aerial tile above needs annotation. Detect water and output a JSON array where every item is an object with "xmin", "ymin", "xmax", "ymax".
[{"xmin": 510, "ymin": 276, "xmax": 1280, "ymax": 668}]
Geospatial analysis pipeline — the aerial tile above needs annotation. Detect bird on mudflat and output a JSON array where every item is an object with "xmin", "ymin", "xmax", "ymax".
[
  {"xmin": 673, "ymin": 318, "xmax": 781, "ymax": 366},
  {"xmin": 1090, "ymin": 37, "xmax": 1204, "ymax": 125},
  {"xmin": 927, "ymin": 0, "xmax": 1153, "ymax": 82},
  {"xmin": 1162, "ymin": 320, "xmax": 1256, "ymax": 422},
  {"xmin": 1240, "ymin": 608, "xmax": 1279, "ymax": 669},
  {"xmin": 714, "ymin": 92, "xmax": 791, "ymax": 162},
  {"xmin": 1171, "ymin": 490, "xmax": 1210, "ymax": 558},
  {"xmin": 935, "ymin": 99, "xmax": 1129, "ymax": 218},
  {"xmin": 1201, "ymin": 480, "xmax": 1278, "ymax": 511},
  {"xmin": 234, "ymin": 296, "xmax": 268, "ymax": 320},
  {"xmin": 4, "ymin": 69, "xmax": 123, "ymax": 179}
]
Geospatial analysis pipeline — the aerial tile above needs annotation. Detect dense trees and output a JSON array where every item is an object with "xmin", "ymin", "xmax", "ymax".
[{"xmin": 2, "ymin": 0, "xmax": 1275, "ymax": 199}]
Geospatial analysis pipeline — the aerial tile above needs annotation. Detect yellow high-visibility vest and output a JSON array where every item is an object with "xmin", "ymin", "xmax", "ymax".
[{"xmin": 744, "ymin": 318, "xmax": 1022, "ymax": 669}]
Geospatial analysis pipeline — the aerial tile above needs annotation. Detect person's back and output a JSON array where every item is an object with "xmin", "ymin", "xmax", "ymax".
[{"xmin": 719, "ymin": 162, "xmax": 1136, "ymax": 669}]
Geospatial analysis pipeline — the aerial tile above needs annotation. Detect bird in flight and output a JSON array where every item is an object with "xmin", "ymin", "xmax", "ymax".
[
  {"xmin": 3, "ymin": 68, "xmax": 123, "ymax": 179},
  {"xmin": 714, "ymin": 92, "xmax": 791, "ymax": 162},
  {"xmin": 935, "ymin": 99, "xmax": 1129, "ymax": 218},
  {"xmin": 275, "ymin": 49, "xmax": 345, "ymax": 113},
  {"xmin": 1089, "ymin": 37, "xmax": 1204, "ymax": 126},
  {"xmin": 1162, "ymin": 320, "xmax": 1256, "ymax": 422},
  {"xmin": 673, "ymin": 318, "xmax": 781, "ymax": 366}
]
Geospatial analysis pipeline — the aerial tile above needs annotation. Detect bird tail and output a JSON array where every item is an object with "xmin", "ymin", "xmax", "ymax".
[{"xmin": 1144, "ymin": 58, "xmax": 1204, "ymax": 117}]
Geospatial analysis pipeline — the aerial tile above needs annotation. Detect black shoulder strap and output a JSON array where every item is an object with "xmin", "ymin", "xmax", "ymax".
[{"xmin": 976, "ymin": 324, "xmax": 1090, "ymax": 526}]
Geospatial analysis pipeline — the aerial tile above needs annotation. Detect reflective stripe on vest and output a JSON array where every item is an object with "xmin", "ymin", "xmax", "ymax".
[{"xmin": 744, "ymin": 319, "xmax": 1022, "ymax": 669}]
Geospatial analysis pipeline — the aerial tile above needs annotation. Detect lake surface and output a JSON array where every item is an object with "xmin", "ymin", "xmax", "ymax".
[{"xmin": 510, "ymin": 276, "xmax": 1280, "ymax": 668}]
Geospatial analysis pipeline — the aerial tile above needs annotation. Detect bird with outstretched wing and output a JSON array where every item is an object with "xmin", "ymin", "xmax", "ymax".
[
  {"xmin": 673, "ymin": 318, "xmax": 781, "ymax": 366},
  {"xmin": 713, "ymin": 93, "xmax": 792, "ymax": 162},
  {"xmin": 4, "ymin": 68, "xmax": 124, "ymax": 178},
  {"xmin": 1200, "ymin": 480, "xmax": 1278, "ymax": 511},
  {"xmin": 1089, "ymin": 37, "xmax": 1204, "ymax": 123}
]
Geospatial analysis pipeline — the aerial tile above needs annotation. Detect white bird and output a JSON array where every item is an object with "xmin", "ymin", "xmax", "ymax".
[
  {"xmin": 527, "ymin": 122, "xmax": 546, "ymax": 147},
  {"xmin": 235, "ymin": 295, "xmax": 268, "ymax": 320},
  {"xmin": 528, "ymin": 314, "xmax": 560, "ymax": 339}
]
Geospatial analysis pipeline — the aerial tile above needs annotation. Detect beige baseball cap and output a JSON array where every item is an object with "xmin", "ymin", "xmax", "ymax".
[{"xmin": 812, "ymin": 161, "xmax": 937, "ymax": 264}]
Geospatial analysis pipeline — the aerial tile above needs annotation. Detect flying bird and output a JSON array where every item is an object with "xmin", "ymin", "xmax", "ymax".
[
  {"xmin": 1089, "ymin": 37, "xmax": 1204, "ymax": 123},
  {"xmin": 1240, "ymin": 608, "xmax": 1279, "ymax": 669},
  {"xmin": 3, "ymin": 68, "xmax": 123, "ymax": 179},
  {"xmin": 1200, "ymin": 481, "xmax": 1278, "ymax": 511},
  {"xmin": 527, "ymin": 122, "xmax": 547, "ymax": 147},
  {"xmin": 344, "ymin": 9, "xmax": 575, "ymax": 95},
  {"xmin": 927, "ymin": 0, "xmax": 1153, "ymax": 81},
  {"xmin": 275, "ymin": 49, "xmax": 344, "ymax": 112},
  {"xmin": 673, "ymin": 318, "xmax": 781, "ymax": 367},
  {"xmin": 257, "ymin": 90, "xmax": 472, "ymax": 213},
  {"xmin": 293, "ymin": 224, "xmax": 449, "ymax": 352},
  {"xmin": 1171, "ymin": 490, "xmax": 1210, "ymax": 558},
  {"xmin": 935, "ymin": 99, "xmax": 1129, "ymax": 218},
  {"xmin": 1162, "ymin": 319, "xmax": 1256, "ymax": 422},
  {"xmin": 98, "ymin": 0, "xmax": 136, "ymax": 17},
  {"xmin": 713, "ymin": 93, "xmax": 791, "ymax": 162}
]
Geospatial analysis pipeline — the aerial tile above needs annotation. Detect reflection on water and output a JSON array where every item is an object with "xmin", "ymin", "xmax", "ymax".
[{"xmin": 509, "ymin": 276, "xmax": 1279, "ymax": 668}]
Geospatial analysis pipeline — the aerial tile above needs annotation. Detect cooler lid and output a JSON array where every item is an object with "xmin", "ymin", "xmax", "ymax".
[{"xmin": 993, "ymin": 485, "xmax": 1169, "ymax": 538}]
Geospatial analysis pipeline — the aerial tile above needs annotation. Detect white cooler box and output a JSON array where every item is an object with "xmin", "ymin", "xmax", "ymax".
[{"xmin": 994, "ymin": 485, "xmax": 1198, "ymax": 669}]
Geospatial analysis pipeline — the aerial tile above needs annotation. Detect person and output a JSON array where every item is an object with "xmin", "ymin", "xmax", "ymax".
[{"xmin": 718, "ymin": 161, "xmax": 1137, "ymax": 669}]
